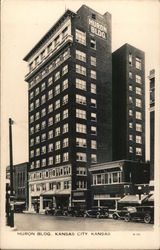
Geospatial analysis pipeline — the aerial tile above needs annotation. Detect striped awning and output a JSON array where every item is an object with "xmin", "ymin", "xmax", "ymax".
[{"xmin": 118, "ymin": 195, "xmax": 148, "ymax": 204}]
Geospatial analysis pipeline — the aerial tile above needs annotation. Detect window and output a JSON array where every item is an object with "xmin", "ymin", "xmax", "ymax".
[
  {"xmin": 55, "ymin": 155, "xmax": 61, "ymax": 164},
  {"xmin": 55, "ymin": 141, "xmax": 61, "ymax": 150},
  {"xmin": 48, "ymin": 77, "xmax": 53, "ymax": 86},
  {"xmin": 136, "ymin": 123, "xmax": 142, "ymax": 132},
  {"xmin": 30, "ymin": 150, "xmax": 34, "ymax": 158},
  {"xmin": 129, "ymin": 110, "xmax": 133, "ymax": 116},
  {"xmin": 62, "ymin": 26, "xmax": 68, "ymax": 38},
  {"xmin": 56, "ymin": 182, "xmax": 61, "ymax": 189},
  {"xmin": 41, "ymin": 121, "xmax": 46, "ymax": 130},
  {"xmin": 77, "ymin": 167, "xmax": 87, "ymax": 176},
  {"xmin": 90, "ymin": 39, "xmax": 96, "ymax": 49},
  {"xmin": 29, "ymin": 62, "xmax": 33, "ymax": 71},
  {"xmin": 30, "ymin": 162, "xmax": 34, "ymax": 170},
  {"xmin": 41, "ymin": 146, "xmax": 46, "ymax": 155},
  {"xmin": 64, "ymin": 181, "xmax": 70, "ymax": 189},
  {"xmin": 63, "ymin": 138, "xmax": 69, "ymax": 148},
  {"xmin": 90, "ymin": 70, "xmax": 97, "ymax": 79},
  {"xmin": 76, "ymin": 94, "xmax": 86, "ymax": 105},
  {"xmin": 41, "ymin": 133, "xmax": 46, "ymax": 141},
  {"xmin": 91, "ymin": 126, "xmax": 97, "ymax": 135},
  {"xmin": 76, "ymin": 138, "xmax": 87, "ymax": 147},
  {"xmin": 136, "ymin": 98, "xmax": 142, "ymax": 108},
  {"xmin": 41, "ymin": 108, "xmax": 46, "ymax": 117},
  {"xmin": 41, "ymin": 50, "xmax": 45, "ymax": 60},
  {"xmin": 136, "ymin": 87, "xmax": 142, "ymax": 95},
  {"xmin": 129, "ymin": 134, "xmax": 133, "ymax": 141},
  {"xmin": 129, "ymin": 72, "xmax": 132, "ymax": 79},
  {"xmin": 35, "ymin": 87, "xmax": 39, "ymax": 96},
  {"xmin": 55, "ymin": 84, "xmax": 60, "ymax": 96},
  {"xmin": 55, "ymin": 35, "xmax": 60, "ymax": 46},
  {"xmin": 91, "ymin": 83, "xmax": 96, "ymax": 94},
  {"xmin": 55, "ymin": 127, "xmax": 60, "ymax": 137},
  {"xmin": 62, "ymin": 65, "xmax": 68, "ymax": 75},
  {"xmin": 55, "ymin": 113, "xmax": 60, "ymax": 123},
  {"xmin": 76, "ymin": 109, "xmax": 86, "ymax": 119},
  {"xmin": 76, "ymin": 50, "xmax": 86, "ymax": 62},
  {"xmin": 136, "ymin": 111, "xmax": 142, "ymax": 120},
  {"xmin": 91, "ymin": 154, "xmax": 97, "ymax": 163},
  {"xmin": 30, "ymin": 91, "xmax": 34, "ymax": 100},
  {"xmin": 63, "ymin": 109, "xmax": 68, "ymax": 119},
  {"xmin": 55, "ymin": 71, "xmax": 60, "ymax": 81},
  {"xmin": 75, "ymin": 29, "xmax": 86, "ymax": 45},
  {"xmin": 35, "ymin": 112, "xmax": 40, "ymax": 120},
  {"xmin": 129, "ymin": 146, "xmax": 133, "ymax": 153},
  {"xmin": 63, "ymin": 152, "xmax": 69, "ymax": 162},
  {"xmin": 91, "ymin": 112, "xmax": 97, "ymax": 121},
  {"xmin": 30, "ymin": 115, "xmax": 34, "ymax": 123},
  {"xmin": 30, "ymin": 138, "xmax": 34, "ymax": 146},
  {"xmin": 76, "ymin": 78, "xmax": 86, "ymax": 91},
  {"xmin": 48, "ymin": 157, "xmax": 53, "ymax": 165},
  {"xmin": 48, "ymin": 64, "xmax": 53, "ymax": 72},
  {"xmin": 91, "ymin": 140, "xmax": 97, "ymax": 149},
  {"xmin": 35, "ymin": 56, "xmax": 39, "ymax": 65},
  {"xmin": 76, "ymin": 153, "xmax": 87, "ymax": 162},
  {"xmin": 36, "ymin": 160, "xmax": 40, "ymax": 168},
  {"xmin": 48, "ymin": 130, "xmax": 53, "ymax": 139},
  {"xmin": 91, "ymin": 98, "xmax": 96, "ymax": 108},
  {"xmin": 136, "ymin": 148, "xmax": 142, "ymax": 156},
  {"xmin": 136, "ymin": 75, "xmax": 142, "ymax": 84},
  {"xmin": 30, "ymin": 103, "xmax": 34, "ymax": 112},
  {"xmin": 36, "ymin": 148, "xmax": 40, "ymax": 156},
  {"xmin": 76, "ymin": 64, "xmax": 86, "ymax": 76},
  {"xmin": 136, "ymin": 57, "xmax": 142, "ymax": 70},
  {"xmin": 136, "ymin": 135, "xmax": 142, "ymax": 144},
  {"xmin": 47, "ymin": 43, "xmax": 52, "ymax": 53},
  {"xmin": 55, "ymin": 100, "xmax": 60, "ymax": 110},
  {"xmin": 48, "ymin": 117, "xmax": 53, "ymax": 126},
  {"xmin": 129, "ymin": 85, "xmax": 133, "ymax": 91},
  {"xmin": 63, "ymin": 49, "xmax": 70, "ymax": 60},
  {"xmin": 35, "ymin": 136, "xmax": 40, "ymax": 144},
  {"xmin": 63, "ymin": 123, "xmax": 68, "ymax": 134},
  {"xmin": 92, "ymin": 13, "xmax": 96, "ymax": 19},
  {"xmin": 42, "ymin": 70, "xmax": 46, "ymax": 78},
  {"xmin": 41, "ymin": 95, "xmax": 46, "ymax": 104},
  {"xmin": 62, "ymin": 79, "xmax": 68, "ymax": 91},
  {"xmin": 62, "ymin": 94, "xmax": 68, "ymax": 105},
  {"xmin": 48, "ymin": 104, "xmax": 53, "ymax": 113},
  {"xmin": 129, "ymin": 53, "xmax": 132, "ymax": 65},
  {"xmin": 41, "ymin": 82, "xmax": 46, "ymax": 91},
  {"xmin": 48, "ymin": 143, "xmax": 53, "ymax": 152},
  {"xmin": 35, "ymin": 75, "xmax": 40, "ymax": 82},
  {"xmin": 129, "ymin": 96, "xmax": 133, "ymax": 104},
  {"xmin": 30, "ymin": 127, "xmax": 34, "ymax": 135},
  {"xmin": 48, "ymin": 90, "xmax": 53, "ymax": 100},
  {"xmin": 90, "ymin": 56, "xmax": 96, "ymax": 66},
  {"xmin": 76, "ymin": 123, "xmax": 86, "ymax": 133}
]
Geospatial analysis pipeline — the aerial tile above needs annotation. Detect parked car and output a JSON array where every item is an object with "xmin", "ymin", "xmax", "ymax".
[
  {"xmin": 124, "ymin": 206, "xmax": 154, "ymax": 224},
  {"xmin": 112, "ymin": 206, "xmax": 136, "ymax": 220},
  {"xmin": 45, "ymin": 206, "xmax": 55, "ymax": 215},
  {"xmin": 84, "ymin": 207, "xmax": 109, "ymax": 219},
  {"xmin": 67, "ymin": 207, "xmax": 85, "ymax": 217},
  {"xmin": 14, "ymin": 202, "xmax": 26, "ymax": 213}
]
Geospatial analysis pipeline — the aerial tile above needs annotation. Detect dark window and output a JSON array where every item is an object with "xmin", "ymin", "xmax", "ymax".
[{"xmin": 92, "ymin": 13, "xmax": 96, "ymax": 19}]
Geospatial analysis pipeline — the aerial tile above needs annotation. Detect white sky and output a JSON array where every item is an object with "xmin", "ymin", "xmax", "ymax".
[{"xmin": 1, "ymin": 0, "xmax": 160, "ymax": 168}]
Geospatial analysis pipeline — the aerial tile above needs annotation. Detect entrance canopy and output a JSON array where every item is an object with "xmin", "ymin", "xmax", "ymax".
[
  {"xmin": 41, "ymin": 189, "xmax": 70, "ymax": 196},
  {"xmin": 118, "ymin": 195, "xmax": 148, "ymax": 204}
]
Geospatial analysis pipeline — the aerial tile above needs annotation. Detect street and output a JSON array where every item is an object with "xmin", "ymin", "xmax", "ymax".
[{"xmin": 14, "ymin": 213, "xmax": 154, "ymax": 231}]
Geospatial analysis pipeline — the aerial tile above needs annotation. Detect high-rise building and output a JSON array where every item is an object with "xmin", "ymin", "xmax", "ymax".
[
  {"xmin": 149, "ymin": 69, "xmax": 155, "ymax": 184},
  {"xmin": 112, "ymin": 44, "xmax": 145, "ymax": 162},
  {"xmin": 23, "ymin": 5, "xmax": 112, "ymax": 212}
]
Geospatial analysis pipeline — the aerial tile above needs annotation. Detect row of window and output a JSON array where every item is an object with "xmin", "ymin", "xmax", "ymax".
[
  {"xmin": 129, "ymin": 135, "xmax": 142, "ymax": 144},
  {"xmin": 29, "ymin": 165, "xmax": 71, "ymax": 180},
  {"xmin": 30, "ymin": 180, "xmax": 71, "ymax": 192},
  {"xmin": 76, "ymin": 29, "xmax": 97, "ymax": 50},
  {"xmin": 129, "ymin": 72, "xmax": 142, "ymax": 84},
  {"xmin": 129, "ymin": 122, "xmax": 142, "ymax": 132},
  {"xmin": 129, "ymin": 86, "xmax": 142, "ymax": 95},
  {"xmin": 30, "ymin": 152, "xmax": 97, "ymax": 169},
  {"xmin": 29, "ymin": 25, "xmax": 70, "ymax": 72},
  {"xmin": 128, "ymin": 54, "xmax": 142, "ymax": 70},
  {"xmin": 93, "ymin": 171, "xmax": 122, "ymax": 185},
  {"xmin": 76, "ymin": 50, "xmax": 96, "ymax": 66},
  {"xmin": 129, "ymin": 146, "xmax": 142, "ymax": 155},
  {"xmin": 128, "ymin": 97, "xmax": 142, "ymax": 108},
  {"xmin": 76, "ymin": 64, "xmax": 97, "ymax": 79},
  {"xmin": 129, "ymin": 110, "xmax": 142, "ymax": 120}
]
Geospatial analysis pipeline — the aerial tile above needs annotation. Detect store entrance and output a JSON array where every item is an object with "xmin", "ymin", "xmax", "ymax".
[{"xmin": 55, "ymin": 195, "xmax": 69, "ymax": 209}]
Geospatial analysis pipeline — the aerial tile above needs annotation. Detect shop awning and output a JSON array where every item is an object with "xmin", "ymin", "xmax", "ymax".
[
  {"xmin": 41, "ymin": 189, "xmax": 70, "ymax": 196},
  {"xmin": 72, "ymin": 200, "xmax": 85, "ymax": 203},
  {"xmin": 14, "ymin": 201, "xmax": 25, "ymax": 205},
  {"xmin": 118, "ymin": 195, "xmax": 148, "ymax": 204}
]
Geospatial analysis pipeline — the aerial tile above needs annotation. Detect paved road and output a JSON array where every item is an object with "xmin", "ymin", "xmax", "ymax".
[{"xmin": 14, "ymin": 213, "xmax": 154, "ymax": 231}]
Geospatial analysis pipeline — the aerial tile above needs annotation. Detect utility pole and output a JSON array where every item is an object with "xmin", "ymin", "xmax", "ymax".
[{"xmin": 9, "ymin": 118, "xmax": 14, "ymax": 227}]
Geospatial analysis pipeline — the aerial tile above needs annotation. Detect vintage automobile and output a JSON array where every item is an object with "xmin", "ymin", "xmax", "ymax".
[
  {"xmin": 14, "ymin": 201, "xmax": 26, "ymax": 213},
  {"xmin": 45, "ymin": 206, "xmax": 55, "ymax": 215},
  {"xmin": 124, "ymin": 206, "xmax": 154, "ymax": 224},
  {"xmin": 67, "ymin": 207, "xmax": 85, "ymax": 217},
  {"xmin": 83, "ymin": 207, "xmax": 109, "ymax": 219},
  {"xmin": 112, "ymin": 206, "xmax": 136, "ymax": 220}
]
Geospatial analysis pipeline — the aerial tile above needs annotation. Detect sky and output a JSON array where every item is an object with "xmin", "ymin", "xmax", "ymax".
[{"xmin": 1, "ymin": 0, "xmax": 160, "ymax": 169}]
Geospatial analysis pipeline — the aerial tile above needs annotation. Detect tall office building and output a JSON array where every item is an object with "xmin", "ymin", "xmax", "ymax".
[
  {"xmin": 24, "ymin": 5, "xmax": 112, "ymax": 212},
  {"xmin": 149, "ymin": 69, "xmax": 155, "ymax": 184},
  {"xmin": 112, "ymin": 44, "xmax": 145, "ymax": 162}
]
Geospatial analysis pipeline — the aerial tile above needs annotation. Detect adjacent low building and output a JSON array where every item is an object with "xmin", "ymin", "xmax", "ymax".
[{"xmin": 89, "ymin": 160, "xmax": 150, "ymax": 209}]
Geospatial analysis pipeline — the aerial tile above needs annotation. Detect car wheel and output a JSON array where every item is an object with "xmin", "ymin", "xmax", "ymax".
[
  {"xmin": 96, "ymin": 213, "xmax": 100, "ymax": 219},
  {"xmin": 84, "ymin": 213, "xmax": 87, "ymax": 218},
  {"xmin": 125, "ymin": 214, "xmax": 131, "ymax": 222},
  {"xmin": 113, "ymin": 214, "xmax": 118, "ymax": 220},
  {"xmin": 144, "ymin": 214, "xmax": 151, "ymax": 224}
]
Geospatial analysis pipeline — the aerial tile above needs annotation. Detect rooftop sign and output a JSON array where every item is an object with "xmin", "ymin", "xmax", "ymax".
[{"xmin": 88, "ymin": 18, "xmax": 107, "ymax": 39}]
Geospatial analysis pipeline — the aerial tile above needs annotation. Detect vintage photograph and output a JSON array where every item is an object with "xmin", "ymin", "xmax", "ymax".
[{"xmin": 1, "ymin": 0, "xmax": 160, "ymax": 249}]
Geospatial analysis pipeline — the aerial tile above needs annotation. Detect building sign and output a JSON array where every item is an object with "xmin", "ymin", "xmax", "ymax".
[
  {"xmin": 88, "ymin": 18, "xmax": 107, "ymax": 39},
  {"xmin": 73, "ymin": 192, "xmax": 84, "ymax": 197}
]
